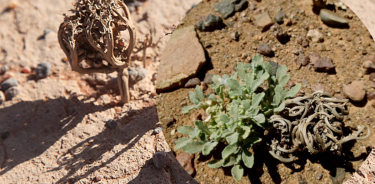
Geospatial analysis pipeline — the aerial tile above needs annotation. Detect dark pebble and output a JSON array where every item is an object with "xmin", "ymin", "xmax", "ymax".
[
  {"xmin": 106, "ymin": 119, "xmax": 118, "ymax": 129},
  {"xmin": 1, "ymin": 131, "xmax": 9, "ymax": 139},
  {"xmin": 0, "ymin": 78, "xmax": 18, "ymax": 91},
  {"xmin": 195, "ymin": 15, "xmax": 225, "ymax": 32},
  {"xmin": 153, "ymin": 127, "xmax": 162, "ymax": 134},
  {"xmin": 35, "ymin": 62, "xmax": 51, "ymax": 78},
  {"xmin": 275, "ymin": 11, "xmax": 286, "ymax": 24},
  {"xmin": 4, "ymin": 86, "xmax": 20, "ymax": 100},
  {"xmin": 214, "ymin": 0, "xmax": 248, "ymax": 19},
  {"xmin": 257, "ymin": 43, "xmax": 274, "ymax": 56},
  {"xmin": 270, "ymin": 24, "xmax": 288, "ymax": 41},
  {"xmin": 185, "ymin": 78, "xmax": 201, "ymax": 88}
]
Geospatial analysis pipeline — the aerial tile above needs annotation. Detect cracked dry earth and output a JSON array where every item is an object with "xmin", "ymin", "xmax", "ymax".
[{"xmin": 0, "ymin": 0, "xmax": 200, "ymax": 183}]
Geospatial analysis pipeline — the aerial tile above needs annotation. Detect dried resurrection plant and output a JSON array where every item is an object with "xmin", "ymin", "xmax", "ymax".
[
  {"xmin": 266, "ymin": 91, "xmax": 370, "ymax": 163},
  {"xmin": 58, "ymin": 0, "xmax": 136, "ymax": 104}
]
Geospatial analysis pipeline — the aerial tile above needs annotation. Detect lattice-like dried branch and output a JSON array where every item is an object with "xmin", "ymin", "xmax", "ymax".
[
  {"xmin": 58, "ymin": 0, "xmax": 137, "ymax": 104},
  {"xmin": 133, "ymin": 28, "xmax": 161, "ymax": 68},
  {"xmin": 266, "ymin": 91, "xmax": 370, "ymax": 163}
]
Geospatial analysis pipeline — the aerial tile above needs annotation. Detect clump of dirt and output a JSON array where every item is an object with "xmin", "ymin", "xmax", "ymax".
[{"xmin": 156, "ymin": 0, "xmax": 375, "ymax": 183}]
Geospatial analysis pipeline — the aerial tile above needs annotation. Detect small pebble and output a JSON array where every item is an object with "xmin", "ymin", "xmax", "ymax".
[
  {"xmin": 343, "ymin": 81, "xmax": 366, "ymax": 102},
  {"xmin": 0, "ymin": 78, "xmax": 18, "ymax": 91},
  {"xmin": 44, "ymin": 28, "xmax": 51, "ymax": 35},
  {"xmin": 153, "ymin": 127, "xmax": 162, "ymax": 134},
  {"xmin": 22, "ymin": 66, "xmax": 32, "ymax": 73},
  {"xmin": 274, "ymin": 11, "xmax": 286, "ymax": 24},
  {"xmin": 1, "ymin": 131, "xmax": 9, "ymax": 139},
  {"xmin": 185, "ymin": 78, "xmax": 201, "ymax": 88},
  {"xmin": 257, "ymin": 43, "xmax": 274, "ymax": 56},
  {"xmin": 204, "ymin": 73, "xmax": 214, "ymax": 84},
  {"xmin": 35, "ymin": 62, "xmax": 51, "ymax": 78},
  {"xmin": 106, "ymin": 119, "xmax": 118, "ymax": 129},
  {"xmin": 230, "ymin": 31, "xmax": 240, "ymax": 41},
  {"xmin": 307, "ymin": 29, "xmax": 324, "ymax": 43},
  {"xmin": 195, "ymin": 15, "xmax": 225, "ymax": 32},
  {"xmin": 4, "ymin": 86, "xmax": 20, "ymax": 100},
  {"xmin": 0, "ymin": 65, "xmax": 8, "ymax": 74},
  {"xmin": 316, "ymin": 173, "xmax": 323, "ymax": 180},
  {"xmin": 153, "ymin": 151, "xmax": 170, "ymax": 169}
]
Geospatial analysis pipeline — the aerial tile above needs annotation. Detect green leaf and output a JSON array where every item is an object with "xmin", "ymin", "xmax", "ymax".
[
  {"xmin": 285, "ymin": 83, "xmax": 301, "ymax": 99},
  {"xmin": 263, "ymin": 62, "xmax": 274, "ymax": 76},
  {"xmin": 272, "ymin": 93, "xmax": 281, "ymax": 106},
  {"xmin": 245, "ymin": 73, "xmax": 254, "ymax": 92},
  {"xmin": 251, "ymin": 72, "xmax": 269, "ymax": 91},
  {"xmin": 207, "ymin": 94, "xmax": 218, "ymax": 102},
  {"xmin": 212, "ymin": 75, "xmax": 222, "ymax": 85},
  {"xmin": 237, "ymin": 63, "xmax": 246, "ymax": 80},
  {"xmin": 222, "ymin": 144, "xmax": 238, "ymax": 160},
  {"xmin": 181, "ymin": 105, "xmax": 196, "ymax": 114},
  {"xmin": 208, "ymin": 159, "xmax": 223, "ymax": 168},
  {"xmin": 252, "ymin": 54, "xmax": 263, "ymax": 67},
  {"xmin": 276, "ymin": 65, "xmax": 287, "ymax": 81},
  {"xmin": 195, "ymin": 85, "xmax": 205, "ymax": 101},
  {"xmin": 195, "ymin": 120, "xmax": 211, "ymax": 135},
  {"xmin": 174, "ymin": 137, "xmax": 192, "ymax": 151},
  {"xmin": 182, "ymin": 141, "xmax": 205, "ymax": 154},
  {"xmin": 252, "ymin": 114, "xmax": 265, "ymax": 128},
  {"xmin": 226, "ymin": 132, "xmax": 239, "ymax": 145},
  {"xmin": 278, "ymin": 74, "xmax": 290, "ymax": 88},
  {"xmin": 241, "ymin": 100, "xmax": 251, "ymax": 110},
  {"xmin": 232, "ymin": 164, "xmax": 244, "ymax": 182},
  {"xmin": 223, "ymin": 155, "xmax": 237, "ymax": 167},
  {"xmin": 242, "ymin": 149, "xmax": 254, "ymax": 169},
  {"xmin": 189, "ymin": 127, "xmax": 201, "ymax": 138},
  {"xmin": 239, "ymin": 125, "xmax": 251, "ymax": 139},
  {"xmin": 246, "ymin": 106, "xmax": 259, "ymax": 117},
  {"xmin": 227, "ymin": 78, "xmax": 240, "ymax": 91},
  {"xmin": 251, "ymin": 92, "xmax": 265, "ymax": 108},
  {"xmin": 189, "ymin": 91, "xmax": 199, "ymax": 105},
  {"xmin": 202, "ymin": 141, "xmax": 218, "ymax": 155},
  {"xmin": 273, "ymin": 102, "xmax": 285, "ymax": 113},
  {"xmin": 220, "ymin": 114, "xmax": 231, "ymax": 124},
  {"xmin": 221, "ymin": 130, "xmax": 233, "ymax": 138},
  {"xmin": 231, "ymin": 104, "xmax": 239, "ymax": 122},
  {"xmin": 177, "ymin": 126, "xmax": 194, "ymax": 135}
]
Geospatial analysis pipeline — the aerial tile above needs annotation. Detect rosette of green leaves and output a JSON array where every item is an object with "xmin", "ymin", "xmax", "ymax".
[{"xmin": 175, "ymin": 54, "xmax": 300, "ymax": 181}]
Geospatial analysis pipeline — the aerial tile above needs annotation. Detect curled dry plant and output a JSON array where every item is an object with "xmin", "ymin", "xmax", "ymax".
[
  {"xmin": 58, "ymin": 0, "xmax": 136, "ymax": 104},
  {"xmin": 267, "ymin": 91, "xmax": 370, "ymax": 163},
  {"xmin": 175, "ymin": 54, "xmax": 301, "ymax": 181}
]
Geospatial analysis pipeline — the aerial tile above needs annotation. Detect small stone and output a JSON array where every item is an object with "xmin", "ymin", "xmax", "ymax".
[
  {"xmin": 297, "ymin": 36, "xmax": 309, "ymax": 47},
  {"xmin": 0, "ymin": 72, "xmax": 13, "ymax": 84},
  {"xmin": 195, "ymin": 15, "xmax": 225, "ymax": 32},
  {"xmin": 4, "ymin": 86, "xmax": 20, "ymax": 100},
  {"xmin": 185, "ymin": 78, "xmax": 201, "ymax": 88},
  {"xmin": 0, "ymin": 78, "xmax": 18, "ymax": 91},
  {"xmin": 309, "ymin": 53, "xmax": 321, "ymax": 65},
  {"xmin": 316, "ymin": 173, "xmax": 323, "ymax": 180},
  {"xmin": 1, "ymin": 131, "xmax": 9, "ymax": 139},
  {"xmin": 275, "ymin": 11, "xmax": 286, "ymax": 24},
  {"xmin": 153, "ymin": 127, "xmax": 162, "ymax": 134},
  {"xmin": 255, "ymin": 12, "xmax": 274, "ymax": 32},
  {"xmin": 128, "ymin": 67, "xmax": 147, "ymax": 84},
  {"xmin": 153, "ymin": 151, "xmax": 170, "ymax": 169},
  {"xmin": 0, "ymin": 65, "xmax": 8, "ymax": 74},
  {"xmin": 35, "ymin": 62, "xmax": 51, "ymax": 79},
  {"xmin": 204, "ymin": 73, "xmax": 214, "ymax": 84},
  {"xmin": 44, "ymin": 28, "xmax": 51, "ymax": 35},
  {"xmin": 0, "ymin": 91, "xmax": 5, "ymax": 104},
  {"xmin": 257, "ymin": 43, "xmax": 274, "ymax": 56},
  {"xmin": 363, "ymin": 60, "xmax": 375, "ymax": 72},
  {"xmin": 319, "ymin": 9, "xmax": 349, "ymax": 27},
  {"xmin": 370, "ymin": 73, "xmax": 375, "ymax": 82},
  {"xmin": 313, "ymin": 58, "xmax": 335, "ymax": 72},
  {"xmin": 176, "ymin": 152, "xmax": 195, "ymax": 176},
  {"xmin": 21, "ymin": 66, "xmax": 32, "ymax": 73},
  {"xmin": 307, "ymin": 29, "xmax": 324, "ymax": 43},
  {"xmin": 270, "ymin": 24, "xmax": 288, "ymax": 41},
  {"xmin": 161, "ymin": 117, "xmax": 175, "ymax": 126},
  {"xmin": 343, "ymin": 81, "xmax": 366, "ymax": 102},
  {"xmin": 298, "ymin": 55, "xmax": 310, "ymax": 66},
  {"xmin": 230, "ymin": 31, "xmax": 240, "ymax": 41},
  {"xmin": 214, "ymin": 0, "xmax": 248, "ymax": 19},
  {"xmin": 106, "ymin": 119, "xmax": 118, "ymax": 129}
]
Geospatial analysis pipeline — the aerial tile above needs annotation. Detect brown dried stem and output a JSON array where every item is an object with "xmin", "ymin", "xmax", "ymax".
[{"xmin": 57, "ymin": 0, "xmax": 136, "ymax": 104}]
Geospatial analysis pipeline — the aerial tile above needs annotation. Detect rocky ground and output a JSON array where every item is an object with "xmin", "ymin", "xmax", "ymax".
[
  {"xmin": 0, "ymin": 0, "xmax": 201, "ymax": 183},
  {"xmin": 156, "ymin": 0, "xmax": 375, "ymax": 183}
]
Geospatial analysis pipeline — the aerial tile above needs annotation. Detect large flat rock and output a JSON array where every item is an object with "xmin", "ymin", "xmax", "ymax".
[{"xmin": 156, "ymin": 26, "xmax": 206, "ymax": 93}]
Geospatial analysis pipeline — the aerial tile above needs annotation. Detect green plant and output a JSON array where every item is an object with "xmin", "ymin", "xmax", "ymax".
[{"xmin": 174, "ymin": 54, "xmax": 301, "ymax": 181}]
